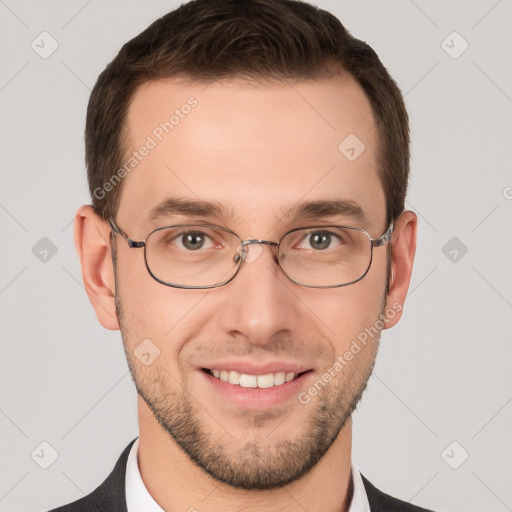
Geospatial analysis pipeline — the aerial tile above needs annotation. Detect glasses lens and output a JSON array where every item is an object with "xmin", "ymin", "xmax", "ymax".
[
  {"xmin": 145, "ymin": 226, "xmax": 241, "ymax": 287},
  {"xmin": 144, "ymin": 225, "xmax": 373, "ymax": 289},
  {"xmin": 278, "ymin": 227, "xmax": 372, "ymax": 287}
]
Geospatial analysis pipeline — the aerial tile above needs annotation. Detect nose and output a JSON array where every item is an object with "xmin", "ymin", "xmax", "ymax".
[{"xmin": 218, "ymin": 242, "xmax": 299, "ymax": 346}]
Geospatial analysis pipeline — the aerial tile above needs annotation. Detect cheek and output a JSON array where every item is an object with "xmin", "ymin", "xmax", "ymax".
[
  {"xmin": 115, "ymin": 253, "xmax": 209, "ymax": 348},
  {"xmin": 309, "ymin": 262, "xmax": 387, "ymax": 350}
]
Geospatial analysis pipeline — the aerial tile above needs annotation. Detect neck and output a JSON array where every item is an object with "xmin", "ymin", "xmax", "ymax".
[{"xmin": 137, "ymin": 398, "xmax": 354, "ymax": 512}]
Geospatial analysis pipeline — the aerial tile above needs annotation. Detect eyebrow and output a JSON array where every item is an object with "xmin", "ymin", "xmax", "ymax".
[
  {"xmin": 147, "ymin": 196, "xmax": 233, "ymax": 222},
  {"xmin": 146, "ymin": 197, "xmax": 366, "ymax": 225},
  {"xmin": 287, "ymin": 199, "xmax": 367, "ymax": 225}
]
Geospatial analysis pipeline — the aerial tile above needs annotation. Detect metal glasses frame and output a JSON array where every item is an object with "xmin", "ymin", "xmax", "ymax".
[{"xmin": 108, "ymin": 219, "xmax": 394, "ymax": 289}]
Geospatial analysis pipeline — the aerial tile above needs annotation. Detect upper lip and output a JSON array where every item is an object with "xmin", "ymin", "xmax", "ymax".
[{"xmin": 199, "ymin": 361, "xmax": 312, "ymax": 375}]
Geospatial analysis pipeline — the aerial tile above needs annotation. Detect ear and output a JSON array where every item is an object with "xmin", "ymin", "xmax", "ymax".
[
  {"xmin": 383, "ymin": 210, "xmax": 417, "ymax": 329},
  {"xmin": 74, "ymin": 205, "xmax": 120, "ymax": 330}
]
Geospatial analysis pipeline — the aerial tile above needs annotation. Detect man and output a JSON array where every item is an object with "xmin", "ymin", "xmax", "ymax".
[{"xmin": 50, "ymin": 0, "xmax": 429, "ymax": 510}]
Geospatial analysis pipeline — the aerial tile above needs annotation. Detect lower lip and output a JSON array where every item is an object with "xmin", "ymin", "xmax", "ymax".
[{"xmin": 199, "ymin": 370, "xmax": 313, "ymax": 409}]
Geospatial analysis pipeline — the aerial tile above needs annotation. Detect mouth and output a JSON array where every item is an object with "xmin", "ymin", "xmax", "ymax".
[{"xmin": 201, "ymin": 368, "xmax": 311, "ymax": 389}]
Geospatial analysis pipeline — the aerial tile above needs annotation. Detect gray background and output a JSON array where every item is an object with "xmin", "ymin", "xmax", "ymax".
[{"xmin": 1, "ymin": 1, "xmax": 511, "ymax": 511}]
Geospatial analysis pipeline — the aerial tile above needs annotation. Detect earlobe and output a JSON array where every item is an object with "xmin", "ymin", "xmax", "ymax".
[
  {"xmin": 383, "ymin": 210, "xmax": 417, "ymax": 329},
  {"xmin": 74, "ymin": 205, "xmax": 120, "ymax": 330}
]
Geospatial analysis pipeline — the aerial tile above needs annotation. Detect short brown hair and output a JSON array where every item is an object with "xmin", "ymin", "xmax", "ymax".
[{"xmin": 86, "ymin": 0, "xmax": 409, "ymax": 224}]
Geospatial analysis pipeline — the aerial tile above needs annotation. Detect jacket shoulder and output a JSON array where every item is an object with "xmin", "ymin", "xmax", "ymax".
[
  {"xmin": 362, "ymin": 475, "xmax": 435, "ymax": 512},
  {"xmin": 47, "ymin": 439, "xmax": 136, "ymax": 512}
]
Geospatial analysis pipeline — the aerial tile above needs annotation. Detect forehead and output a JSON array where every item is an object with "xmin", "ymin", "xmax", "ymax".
[{"xmin": 118, "ymin": 75, "xmax": 385, "ymax": 234}]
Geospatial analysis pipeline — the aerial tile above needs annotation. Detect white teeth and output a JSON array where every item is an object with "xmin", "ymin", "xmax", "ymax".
[
  {"xmin": 228, "ymin": 370, "xmax": 241, "ymax": 385},
  {"xmin": 257, "ymin": 373, "xmax": 275, "ymax": 388},
  {"xmin": 274, "ymin": 372, "xmax": 286, "ymax": 386},
  {"xmin": 239, "ymin": 374, "xmax": 257, "ymax": 388},
  {"xmin": 208, "ymin": 369, "xmax": 299, "ymax": 388}
]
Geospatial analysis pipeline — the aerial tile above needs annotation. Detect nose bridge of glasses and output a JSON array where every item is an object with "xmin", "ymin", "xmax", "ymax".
[
  {"xmin": 234, "ymin": 238, "xmax": 279, "ymax": 264},
  {"xmin": 242, "ymin": 239, "xmax": 279, "ymax": 248}
]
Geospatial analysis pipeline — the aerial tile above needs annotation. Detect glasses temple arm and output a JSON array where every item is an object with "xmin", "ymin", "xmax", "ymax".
[
  {"xmin": 108, "ymin": 219, "xmax": 145, "ymax": 248},
  {"xmin": 371, "ymin": 222, "xmax": 394, "ymax": 247}
]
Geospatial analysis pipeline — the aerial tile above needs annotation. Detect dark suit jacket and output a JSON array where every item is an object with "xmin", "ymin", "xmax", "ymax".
[{"xmin": 49, "ymin": 439, "xmax": 433, "ymax": 512}]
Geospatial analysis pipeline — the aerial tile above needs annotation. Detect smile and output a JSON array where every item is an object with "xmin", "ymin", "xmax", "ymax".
[{"xmin": 203, "ymin": 368, "xmax": 308, "ymax": 388}]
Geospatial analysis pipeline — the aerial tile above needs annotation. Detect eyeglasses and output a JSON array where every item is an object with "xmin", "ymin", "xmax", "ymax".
[{"xmin": 108, "ymin": 219, "xmax": 393, "ymax": 289}]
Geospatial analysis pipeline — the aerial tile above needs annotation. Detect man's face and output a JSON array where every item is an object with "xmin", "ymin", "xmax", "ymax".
[{"xmin": 114, "ymin": 75, "xmax": 389, "ymax": 489}]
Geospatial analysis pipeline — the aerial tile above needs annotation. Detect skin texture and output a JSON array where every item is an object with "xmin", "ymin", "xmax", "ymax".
[{"xmin": 75, "ymin": 74, "xmax": 417, "ymax": 512}]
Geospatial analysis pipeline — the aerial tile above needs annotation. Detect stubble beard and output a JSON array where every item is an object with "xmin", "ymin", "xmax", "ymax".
[{"xmin": 113, "ymin": 260, "xmax": 383, "ymax": 490}]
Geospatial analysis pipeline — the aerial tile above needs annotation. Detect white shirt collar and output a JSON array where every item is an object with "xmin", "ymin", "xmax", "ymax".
[
  {"xmin": 126, "ymin": 438, "xmax": 370, "ymax": 511},
  {"xmin": 126, "ymin": 438, "xmax": 165, "ymax": 512},
  {"xmin": 350, "ymin": 461, "xmax": 371, "ymax": 512}
]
